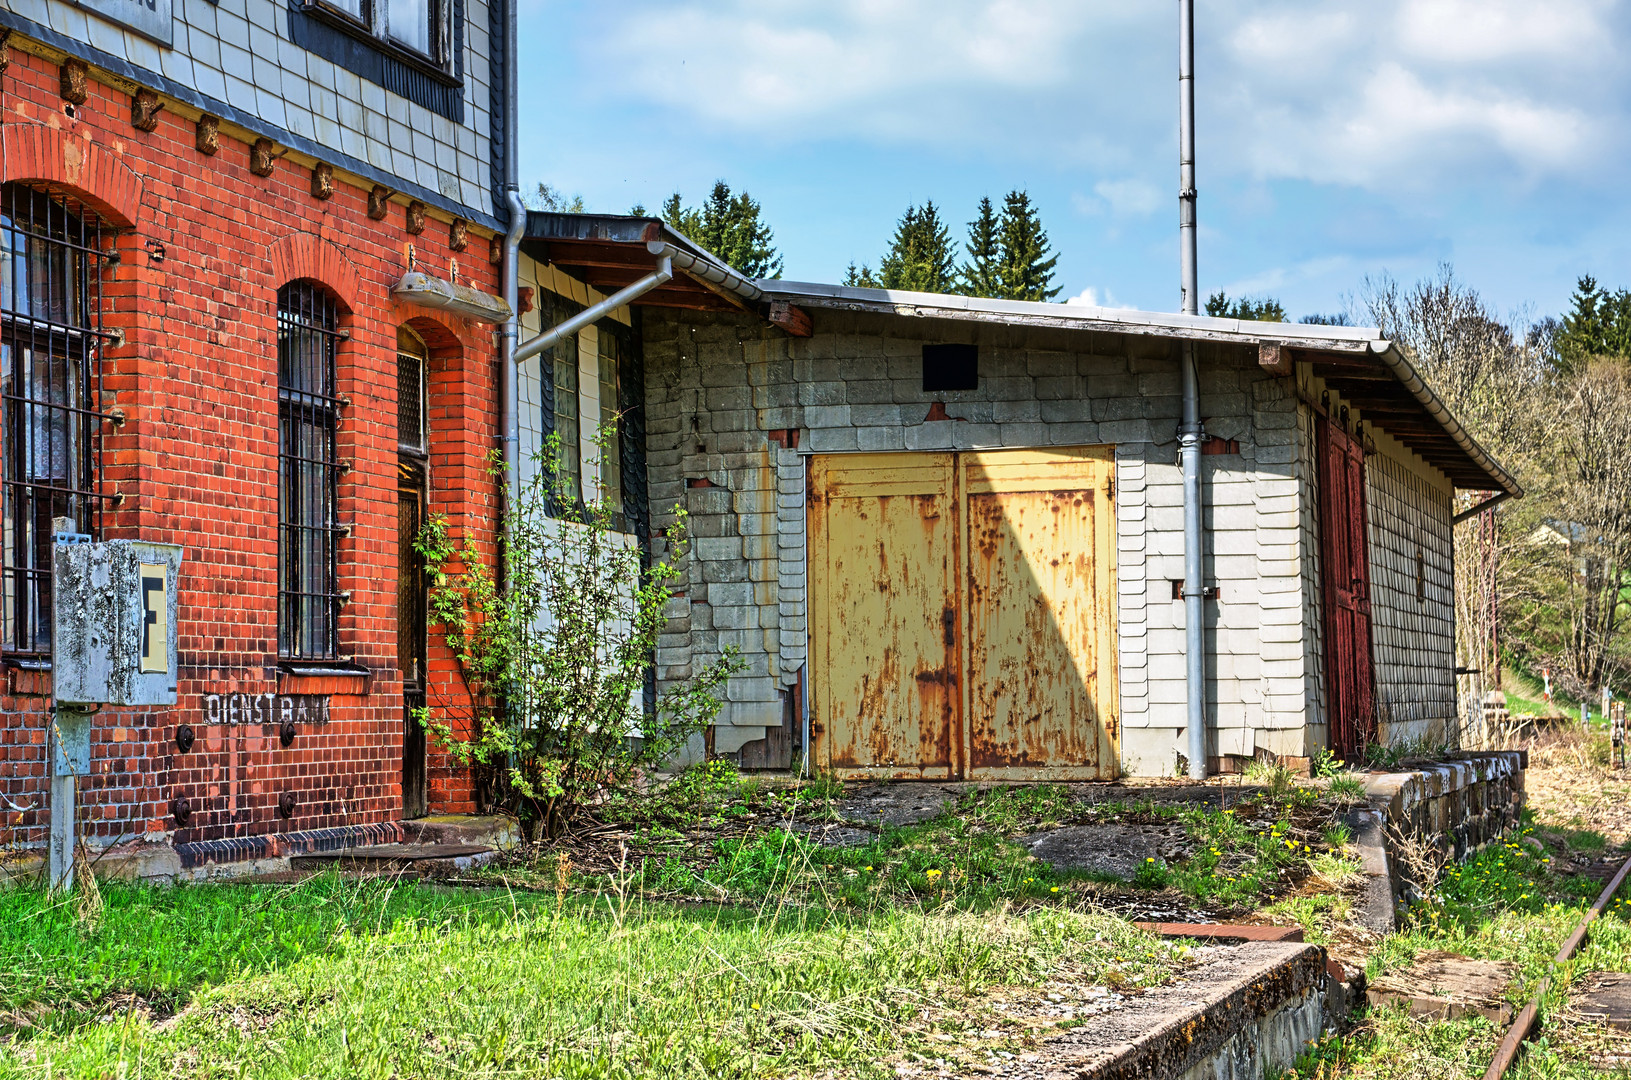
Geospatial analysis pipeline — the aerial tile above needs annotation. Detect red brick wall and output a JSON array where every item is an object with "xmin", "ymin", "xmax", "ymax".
[{"xmin": 0, "ymin": 45, "xmax": 496, "ymax": 853}]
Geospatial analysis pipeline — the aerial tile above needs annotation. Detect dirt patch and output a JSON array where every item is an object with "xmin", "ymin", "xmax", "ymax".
[
  {"xmin": 1525, "ymin": 730, "xmax": 1631, "ymax": 843},
  {"xmin": 834, "ymin": 785, "xmax": 963, "ymax": 827},
  {"xmin": 1021, "ymin": 823, "xmax": 1193, "ymax": 880}
]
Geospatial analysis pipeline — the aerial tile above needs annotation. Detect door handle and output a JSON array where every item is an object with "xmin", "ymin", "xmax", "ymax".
[{"xmin": 942, "ymin": 607, "xmax": 956, "ymax": 646}]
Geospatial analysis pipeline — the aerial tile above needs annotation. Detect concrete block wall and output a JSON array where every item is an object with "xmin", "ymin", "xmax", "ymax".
[
  {"xmin": 5, "ymin": 0, "xmax": 493, "ymax": 218},
  {"xmin": 1364, "ymin": 431, "xmax": 1457, "ymax": 745},
  {"xmin": 641, "ymin": 308, "xmax": 1325, "ymax": 773}
]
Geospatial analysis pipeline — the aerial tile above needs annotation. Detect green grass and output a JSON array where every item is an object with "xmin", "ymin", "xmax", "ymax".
[
  {"xmin": 530, "ymin": 783, "xmax": 1359, "ymax": 916},
  {"xmin": 1280, "ymin": 814, "xmax": 1631, "ymax": 1079},
  {"xmin": 0, "ymin": 875, "xmax": 1181, "ymax": 1079}
]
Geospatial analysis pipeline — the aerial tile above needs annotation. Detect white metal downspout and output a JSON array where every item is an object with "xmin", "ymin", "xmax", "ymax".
[
  {"xmin": 513, "ymin": 257, "xmax": 673, "ymax": 366},
  {"xmin": 500, "ymin": 0, "xmax": 524, "ymax": 528},
  {"xmin": 1179, "ymin": 0, "xmax": 1208, "ymax": 780}
]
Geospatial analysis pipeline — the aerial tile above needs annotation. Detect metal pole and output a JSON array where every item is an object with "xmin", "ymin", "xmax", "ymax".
[
  {"xmin": 46, "ymin": 708, "xmax": 74, "ymax": 892},
  {"xmin": 1178, "ymin": 0, "xmax": 1198, "ymax": 317},
  {"xmin": 1179, "ymin": 0, "xmax": 1207, "ymax": 779}
]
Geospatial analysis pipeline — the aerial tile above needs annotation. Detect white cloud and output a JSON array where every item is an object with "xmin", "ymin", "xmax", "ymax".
[
  {"xmin": 1065, "ymin": 286, "xmax": 1132, "ymax": 310},
  {"xmin": 583, "ymin": 0, "xmax": 1150, "ymax": 145},
  {"xmin": 1091, "ymin": 178, "xmax": 1162, "ymax": 218},
  {"xmin": 1217, "ymin": 0, "xmax": 1621, "ymax": 188},
  {"xmin": 568, "ymin": 0, "xmax": 1630, "ymax": 196}
]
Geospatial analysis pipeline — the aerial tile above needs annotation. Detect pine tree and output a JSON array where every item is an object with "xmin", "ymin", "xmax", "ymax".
[
  {"xmin": 844, "ymin": 262, "xmax": 881, "ymax": 288},
  {"xmin": 1557, "ymin": 275, "xmax": 1631, "ymax": 367},
  {"xmin": 876, "ymin": 202, "xmax": 957, "ymax": 293},
  {"xmin": 995, "ymin": 191, "xmax": 1060, "ymax": 302},
  {"xmin": 959, "ymin": 196, "xmax": 1001, "ymax": 298},
  {"xmin": 660, "ymin": 182, "xmax": 784, "ymax": 279},
  {"xmin": 1205, "ymin": 292, "xmax": 1287, "ymax": 322}
]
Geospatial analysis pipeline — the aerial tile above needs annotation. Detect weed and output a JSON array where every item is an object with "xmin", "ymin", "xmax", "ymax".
[
  {"xmin": 1243, "ymin": 759, "xmax": 1299, "ymax": 799},
  {"xmin": 1308, "ymin": 851, "xmax": 1363, "ymax": 888},
  {"xmin": 1322, "ymin": 823, "xmax": 1354, "ymax": 849},
  {"xmin": 1310, "ymin": 747, "xmax": 1349, "ymax": 778},
  {"xmin": 1325, "ymin": 773, "xmax": 1368, "ymax": 802},
  {"xmin": 957, "ymin": 784, "xmax": 1076, "ymax": 831}
]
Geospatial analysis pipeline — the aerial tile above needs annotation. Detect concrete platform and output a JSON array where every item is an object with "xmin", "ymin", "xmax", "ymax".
[{"xmin": 1014, "ymin": 941, "xmax": 1335, "ymax": 1078}]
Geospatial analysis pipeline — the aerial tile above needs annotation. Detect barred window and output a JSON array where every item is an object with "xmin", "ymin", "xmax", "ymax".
[
  {"xmin": 537, "ymin": 290, "xmax": 583, "ymax": 511},
  {"xmin": 277, "ymin": 281, "xmax": 345, "ymax": 661},
  {"xmin": 0, "ymin": 184, "xmax": 111, "ymax": 658},
  {"xmin": 596, "ymin": 322, "xmax": 623, "ymax": 520},
  {"xmin": 396, "ymin": 325, "xmax": 427, "ymax": 455}
]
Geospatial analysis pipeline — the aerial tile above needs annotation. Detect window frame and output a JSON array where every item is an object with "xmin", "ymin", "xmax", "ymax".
[
  {"xmin": 276, "ymin": 281, "xmax": 348, "ymax": 665},
  {"xmin": 301, "ymin": 0, "xmax": 457, "ymax": 79},
  {"xmin": 0, "ymin": 184, "xmax": 115, "ymax": 662}
]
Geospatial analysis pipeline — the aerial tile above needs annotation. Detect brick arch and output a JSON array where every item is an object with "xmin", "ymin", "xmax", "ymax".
[
  {"xmin": 0, "ymin": 123, "xmax": 144, "ymax": 227},
  {"xmin": 401, "ymin": 315, "xmax": 464, "ymax": 358},
  {"xmin": 267, "ymin": 232, "xmax": 363, "ymax": 313}
]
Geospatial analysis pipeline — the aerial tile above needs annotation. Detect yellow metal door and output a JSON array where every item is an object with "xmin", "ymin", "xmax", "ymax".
[
  {"xmin": 810, "ymin": 453, "xmax": 959, "ymax": 779},
  {"xmin": 963, "ymin": 448, "xmax": 1118, "ymax": 780}
]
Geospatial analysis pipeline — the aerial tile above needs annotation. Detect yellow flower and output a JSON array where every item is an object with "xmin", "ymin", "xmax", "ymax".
[
  {"xmin": 1050, "ymin": 886, "xmax": 1060, "ymax": 893},
  {"xmin": 751, "ymin": 1002, "xmax": 761, "ymax": 1010}
]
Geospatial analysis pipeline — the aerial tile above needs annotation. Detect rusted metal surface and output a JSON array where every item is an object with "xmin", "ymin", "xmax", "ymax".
[
  {"xmin": 1319, "ymin": 415, "xmax": 1377, "ymax": 758},
  {"xmin": 1134, "ymin": 922, "xmax": 1303, "ymax": 942},
  {"xmin": 810, "ymin": 448, "xmax": 1117, "ymax": 780},
  {"xmin": 964, "ymin": 447, "xmax": 1118, "ymax": 780},
  {"xmin": 809, "ymin": 453, "xmax": 958, "ymax": 779}
]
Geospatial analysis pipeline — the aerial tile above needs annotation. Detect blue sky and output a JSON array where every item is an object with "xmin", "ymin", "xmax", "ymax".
[{"xmin": 517, "ymin": 1, "xmax": 1631, "ymax": 325}]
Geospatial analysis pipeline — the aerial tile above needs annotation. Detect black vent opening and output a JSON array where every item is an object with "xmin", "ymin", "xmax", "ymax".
[{"xmin": 922, "ymin": 343, "xmax": 978, "ymax": 392}]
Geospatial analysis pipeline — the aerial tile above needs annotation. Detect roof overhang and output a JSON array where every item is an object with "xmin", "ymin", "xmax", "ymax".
[
  {"xmin": 517, "ymin": 214, "xmax": 1518, "ymax": 497},
  {"xmin": 521, "ymin": 212, "xmax": 809, "ymax": 334},
  {"xmin": 759, "ymin": 281, "xmax": 1522, "ymax": 497}
]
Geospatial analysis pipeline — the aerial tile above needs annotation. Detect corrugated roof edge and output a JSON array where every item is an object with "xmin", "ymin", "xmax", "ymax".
[{"xmin": 759, "ymin": 279, "xmax": 1522, "ymax": 498}]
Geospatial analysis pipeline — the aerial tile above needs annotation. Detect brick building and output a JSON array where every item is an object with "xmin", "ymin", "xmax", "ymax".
[
  {"xmin": 0, "ymin": 0, "xmax": 510, "ymax": 876},
  {"xmin": 516, "ymin": 213, "xmax": 1521, "ymax": 780}
]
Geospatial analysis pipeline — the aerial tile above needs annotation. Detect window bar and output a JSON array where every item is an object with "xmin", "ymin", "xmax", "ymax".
[
  {"xmin": 276, "ymin": 281, "xmax": 345, "ymax": 661},
  {"xmin": 0, "ymin": 183, "xmax": 115, "ymax": 659}
]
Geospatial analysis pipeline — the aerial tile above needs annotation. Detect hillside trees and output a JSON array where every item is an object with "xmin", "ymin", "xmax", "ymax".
[
  {"xmin": 1365, "ymin": 266, "xmax": 1631, "ymax": 718},
  {"xmin": 849, "ymin": 191, "xmax": 1060, "ymax": 301},
  {"xmin": 661, "ymin": 182, "xmax": 784, "ymax": 279}
]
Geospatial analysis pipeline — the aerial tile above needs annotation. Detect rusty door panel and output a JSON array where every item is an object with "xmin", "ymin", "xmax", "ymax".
[
  {"xmin": 963, "ymin": 448, "xmax": 1118, "ymax": 780},
  {"xmin": 1318, "ymin": 417, "xmax": 1376, "ymax": 758},
  {"xmin": 810, "ymin": 453, "xmax": 959, "ymax": 779}
]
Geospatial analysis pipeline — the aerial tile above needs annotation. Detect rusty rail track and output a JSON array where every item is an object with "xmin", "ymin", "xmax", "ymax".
[{"xmin": 1482, "ymin": 853, "xmax": 1631, "ymax": 1079}]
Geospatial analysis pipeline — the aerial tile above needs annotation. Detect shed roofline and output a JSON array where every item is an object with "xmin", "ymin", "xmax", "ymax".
[{"xmin": 758, "ymin": 280, "xmax": 1521, "ymax": 499}]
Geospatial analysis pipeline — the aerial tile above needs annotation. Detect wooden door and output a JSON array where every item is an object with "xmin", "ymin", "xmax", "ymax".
[
  {"xmin": 398, "ymin": 471, "xmax": 428, "ymax": 818},
  {"xmin": 964, "ymin": 448, "xmax": 1118, "ymax": 780},
  {"xmin": 1318, "ymin": 417, "xmax": 1376, "ymax": 759},
  {"xmin": 809, "ymin": 448, "xmax": 1118, "ymax": 780},
  {"xmin": 809, "ymin": 453, "xmax": 959, "ymax": 779}
]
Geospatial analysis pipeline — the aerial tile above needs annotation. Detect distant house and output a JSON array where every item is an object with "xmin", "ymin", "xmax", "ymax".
[{"xmin": 515, "ymin": 213, "xmax": 1521, "ymax": 779}]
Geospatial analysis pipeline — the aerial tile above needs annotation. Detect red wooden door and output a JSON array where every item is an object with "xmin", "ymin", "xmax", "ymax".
[{"xmin": 1318, "ymin": 416, "xmax": 1376, "ymax": 759}]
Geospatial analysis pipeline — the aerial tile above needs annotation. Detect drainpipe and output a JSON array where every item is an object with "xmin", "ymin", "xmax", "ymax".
[
  {"xmin": 1179, "ymin": 0, "xmax": 1208, "ymax": 780},
  {"xmin": 513, "ymin": 256, "xmax": 673, "ymax": 365},
  {"xmin": 500, "ymin": 0, "xmax": 524, "ymax": 523}
]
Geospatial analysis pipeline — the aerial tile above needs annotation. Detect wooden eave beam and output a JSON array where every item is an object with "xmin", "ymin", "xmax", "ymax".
[{"xmin": 768, "ymin": 299, "xmax": 813, "ymax": 338}]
